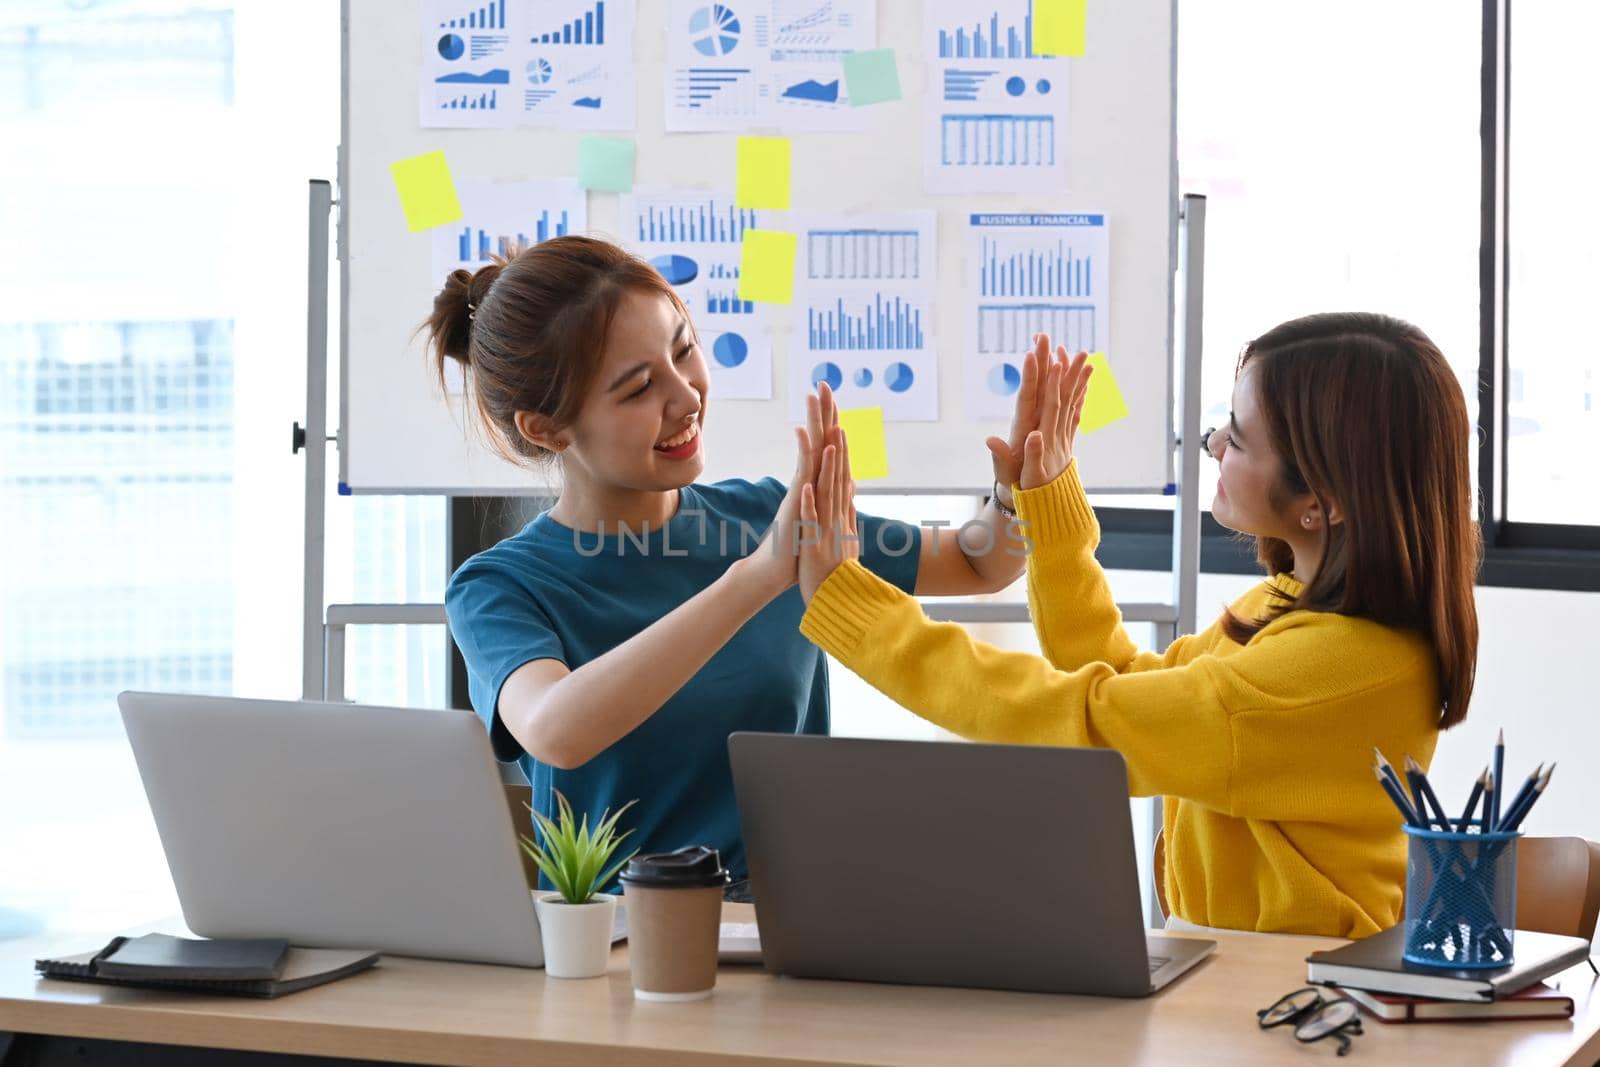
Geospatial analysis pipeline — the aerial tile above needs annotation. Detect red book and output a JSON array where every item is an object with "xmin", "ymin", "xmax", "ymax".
[{"xmin": 1343, "ymin": 982, "xmax": 1575, "ymax": 1023}]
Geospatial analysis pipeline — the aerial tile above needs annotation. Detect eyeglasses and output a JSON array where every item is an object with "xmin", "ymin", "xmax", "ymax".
[
  {"xmin": 1257, "ymin": 987, "xmax": 1364, "ymax": 1057},
  {"xmin": 1198, "ymin": 427, "xmax": 1218, "ymax": 460}
]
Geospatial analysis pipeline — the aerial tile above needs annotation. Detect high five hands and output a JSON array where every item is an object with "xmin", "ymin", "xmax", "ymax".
[
  {"xmin": 985, "ymin": 334, "xmax": 1095, "ymax": 498},
  {"xmin": 747, "ymin": 380, "xmax": 845, "ymax": 598},
  {"xmin": 795, "ymin": 337, "xmax": 1094, "ymax": 603}
]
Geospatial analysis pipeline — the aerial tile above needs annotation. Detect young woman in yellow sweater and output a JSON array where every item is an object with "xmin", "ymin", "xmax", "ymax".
[{"xmin": 794, "ymin": 313, "xmax": 1481, "ymax": 938}]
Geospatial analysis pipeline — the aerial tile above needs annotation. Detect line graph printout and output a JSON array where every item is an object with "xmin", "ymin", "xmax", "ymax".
[
  {"xmin": 921, "ymin": 0, "xmax": 1070, "ymax": 193},
  {"xmin": 422, "ymin": 0, "xmax": 637, "ymax": 129},
  {"xmin": 664, "ymin": 0, "xmax": 877, "ymax": 132},
  {"xmin": 621, "ymin": 187, "xmax": 775, "ymax": 400},
  {"xmin": 963, "ymin": 213, "xmax": 1107, "ymax": 419},
  {"xmin": 793, "ymin": 211, "xmax": 938, "ymax": 421}
]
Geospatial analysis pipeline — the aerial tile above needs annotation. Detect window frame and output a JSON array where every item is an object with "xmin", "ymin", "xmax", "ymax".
[{"xmin": 1092, "ymin": 0, "xmax": 1600, "ymax": 595}]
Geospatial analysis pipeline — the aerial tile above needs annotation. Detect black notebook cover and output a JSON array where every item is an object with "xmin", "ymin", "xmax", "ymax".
[
  {"xmin": 36, "ymin": 938, "xmax": 380, "ymax": 999},
  {"xmin": 1306, "ymin": 926, "xmax": 1592, "ymax": 1003},
  {"xmin": 94, "ymin": 934, "xmax": 290, "ymax": 980}
]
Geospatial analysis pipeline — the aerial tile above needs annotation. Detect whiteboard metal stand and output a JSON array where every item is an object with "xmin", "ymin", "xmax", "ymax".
[
  {"xmin": 295, "ymin": 179, "xmax": 334, "ymax": 701},
  {"xmin": 295, "ymin": 184, "xmax": 1209, "ymax": 923}
]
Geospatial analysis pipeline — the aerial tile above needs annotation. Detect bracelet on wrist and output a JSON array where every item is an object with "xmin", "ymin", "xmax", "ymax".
[{"xmin": 990, "ymin": 480, "xmax": 1018, "ymax": 519}]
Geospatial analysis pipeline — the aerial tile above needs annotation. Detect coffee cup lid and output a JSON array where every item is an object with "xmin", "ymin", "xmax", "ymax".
[{"xmin": 619, "ymin": 846, "xmax": 731, "ymax": 889}]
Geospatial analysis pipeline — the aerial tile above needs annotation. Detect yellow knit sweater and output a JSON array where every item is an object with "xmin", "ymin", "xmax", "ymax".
[{"xmin": 800, "ymin": 462, "xmax": 1442, "ymax": 938}]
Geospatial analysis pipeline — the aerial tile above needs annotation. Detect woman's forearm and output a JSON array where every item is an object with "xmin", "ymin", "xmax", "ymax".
[
  {"xmin": 509, "ymin": 557, "xmax": 782, "ymax": 768},
  {"xmin": 957, "ymin": 496, "xmax": 1029, "ymax": 588}
]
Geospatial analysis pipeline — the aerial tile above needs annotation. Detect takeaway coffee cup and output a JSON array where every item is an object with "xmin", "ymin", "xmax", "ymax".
[{"xmin": 619, "ymin": 846, "xmax": 730, "ymax": 1001}]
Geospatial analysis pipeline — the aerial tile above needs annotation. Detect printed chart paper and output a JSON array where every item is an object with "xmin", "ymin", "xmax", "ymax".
[
  {"xmin": 793, "ymin": 211, "xmax": 938, "ymax": 422},
  {"xmin": 963, "ymin": 212, "xmax": 1108, "ymax": 420},
  {"xmin": 622, "ymin": 187, "xmax": 776, "ymax": 401},
  {"xmin": 664, "ymin": 0, "xmax": 877, "ymax": 132},
  {"xmin": 430, "ymin": 177, "xmax": 589, "ymax": 298},
  {"xmin": 922, "ymin": 0, "xmax": 1071, "ymax": 194},
  {"xmin": 422, "ymin": 0, "xmax": 637, "ymax": 130}
]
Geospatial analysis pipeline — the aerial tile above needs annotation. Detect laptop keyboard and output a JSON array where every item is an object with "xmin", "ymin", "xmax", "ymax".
[{"xmin": 1147, "ymin": 954, "xmax": 1171, "ymax": 975}]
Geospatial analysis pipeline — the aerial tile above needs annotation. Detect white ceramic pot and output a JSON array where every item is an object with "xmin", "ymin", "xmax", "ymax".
[{"xmin": 534, "ymin": 892, "xmax": 618, "ymax": 978}]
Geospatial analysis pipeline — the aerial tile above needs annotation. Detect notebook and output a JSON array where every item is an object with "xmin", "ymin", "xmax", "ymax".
[
  {"xmin": 91, "ymin": 933, "xmax": 290, "ymax": 980},
  {"xmin": 37, "ymin": 934, "xmax": 379, "ymax": 998},
  {"xmin": 1343, "ymin": 982, "xmax": 1575, "ymax": 1023},
  {"xmin": 1306, "ymin": 926, "xmax": 1592, "ymax": 1003}
]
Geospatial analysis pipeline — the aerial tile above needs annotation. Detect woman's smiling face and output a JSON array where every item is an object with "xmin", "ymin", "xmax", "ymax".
[
  {"xmin": 1207, "ymin": 361, "xmax": 1306, "ymax": 544},
  {"xmin": 557, "ymin": 288, "xmax": 711, "ymax": 493}
]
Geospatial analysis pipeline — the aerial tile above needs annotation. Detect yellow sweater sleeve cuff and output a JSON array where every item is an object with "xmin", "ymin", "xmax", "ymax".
[
  {"xmin": 799, "ymin": 559, "xmax": 908, "ymax": 661},
  {"xmin": 1012, "ymin": 459, "xmax": 1099, "ymax": 548}
]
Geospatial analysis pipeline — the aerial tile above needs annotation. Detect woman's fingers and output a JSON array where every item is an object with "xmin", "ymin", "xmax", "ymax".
[
  {"xmin": 791, "ymin": 426, "xmax": 811, "ymax": 482},
  {"xmin": 1039, "ymin": 358, "xmax": 1063, "ymax": 445},
  {"xmin": 1021, "ymin": 430, "xmax": 1046, "ymax": 489},
  {"xmin": 817, "ymin": 444, "xmax": 837, "ymax": 532},
  {"xmin": 819, "ymin": 379, "xmax": 837, "ymax": 435}
]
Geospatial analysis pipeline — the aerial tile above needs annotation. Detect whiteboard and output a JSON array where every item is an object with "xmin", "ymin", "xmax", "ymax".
[{"xmin": 340, "ymin": 0, "xmax": 1176, "ymax": 494}]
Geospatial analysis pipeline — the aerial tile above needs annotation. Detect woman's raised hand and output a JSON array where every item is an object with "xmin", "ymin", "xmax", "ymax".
[
  {"xmin": 744, "ymin": 382, "xmax": 840, "ymax": 597},
  {"xmin": 984, "ymin": 333, "xmax": 1048, "ymax": 500},
  {"xmin": 799, "ymin": 427, "xmax": 859, "ymax": 603},
  {"xmin": 1019, "ymin": 343, "xmax": 1094, "ymax": 491}
]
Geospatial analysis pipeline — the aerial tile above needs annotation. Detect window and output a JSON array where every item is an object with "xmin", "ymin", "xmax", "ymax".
[
  {"xmin": 1177, "ymin": 0, "xmax": 1481, "ymax": 505},
  {"xmin": 1504, "ymin": 2, "xmax": 1600, "ymax": 525},
  {"xmin": 0, "ymin": 1, "xmax": 341, "ymax": 938}
]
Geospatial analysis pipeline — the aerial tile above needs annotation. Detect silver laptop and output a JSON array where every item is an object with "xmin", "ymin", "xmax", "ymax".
[
  {"xmin": 117, "ymin": 691, "xmax": 619, "ymax": 968},
  {"xmin": 728, "ymin": 733, "xmax": 1214, "ymax": 996}
]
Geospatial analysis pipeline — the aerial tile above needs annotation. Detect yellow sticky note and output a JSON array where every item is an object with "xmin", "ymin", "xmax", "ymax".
[
  {"xmin": 1033, "ymin": 0, "xmax": 1088, "ymax": 57},
  {"xmin": 737, "ymin": 229, "xmax": 797, "ymax": 304},
  {"xmin": 735, "ymin": 136, "xmax": 791, "ymax": 210},
  {"xmin": 1079, "ymin": 352, "xmax": 1130, "ymax": 433},
  {"xmin": 837, "ymin": 407, "xmax": 889, "ymax": 481},
  {"xmin": 388, "ymin": 150, "xmax": 464, "ymax": 232}
]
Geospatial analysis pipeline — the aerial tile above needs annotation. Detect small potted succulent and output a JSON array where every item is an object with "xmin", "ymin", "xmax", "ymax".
[{"xmin": 520, "ymin": 791, "xmax": 638, "ymax": 978}]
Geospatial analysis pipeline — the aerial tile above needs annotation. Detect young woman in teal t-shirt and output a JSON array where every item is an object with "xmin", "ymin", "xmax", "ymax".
[{"xmin": 423, "ymin": 236, "xmax": 1053, "ymax": 893}]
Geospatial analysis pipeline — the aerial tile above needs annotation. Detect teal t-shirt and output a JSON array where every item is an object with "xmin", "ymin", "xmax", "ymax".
[{"xmin": 445, "ymin": 478, "xmax": 921, "ymax": 889}]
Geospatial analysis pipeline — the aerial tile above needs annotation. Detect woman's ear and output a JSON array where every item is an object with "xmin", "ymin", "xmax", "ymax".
[
  {"xmin": 1298, "ymin": 496, "xmax": 1344, "ymax": 532},
  {"xmin": 513, "ymin": 410, "xmax": 567, "ymax": 453}
]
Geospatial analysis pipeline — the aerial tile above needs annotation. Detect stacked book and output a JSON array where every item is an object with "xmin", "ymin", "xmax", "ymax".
[{"xmin": 1306, "ymin": 926, "xmax": 1593, "ymax": 1024}]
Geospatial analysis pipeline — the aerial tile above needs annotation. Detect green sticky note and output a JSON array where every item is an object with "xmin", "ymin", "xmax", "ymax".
[
  {"xmin": 388, "ymin": 150, "xmax": 464, "ymax": 232},
  {"xmin": 577, "ymin": 136, "xmax": 635, "ymax": 192},
  {"xmin": 1079, "ymin": 352, "xmax": 1130, "ymax": 434},
  {"xmin": 735, "ymin": 136, "xmax": 791, "ymax": 210},
  {"xmin": 737, "ymin": 229, "xmax": 797, "ymax": 304},
  {"xmin": 838, "ymin": 407, "xmax": 890, "ymax": 480},
  {"xmin": 842, "ymin": 48, "xmax": 902, "ymax": 106},
  {"xmin": 1033, "ymin": 0, "xmax": 1087, "ymax": 56}
]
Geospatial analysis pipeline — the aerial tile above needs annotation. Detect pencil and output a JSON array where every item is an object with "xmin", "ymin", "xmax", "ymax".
[
  {"xmin": 1491, "ymin": 728, "xmax": 1505, "ymax": 831},
  {"xmin": 1455, "ymin": 767, "xmax": 1487, "ymax": 834},
  {"xmin": 1496, "ymin": 763, "xmax": 1543, "ymax": 836},
  {"xmin": 1405, "ymin": 755, "xmax": 1451, "ymax": 829},
  {"xmin": 1373, "ymin": 765, "xmax": 1423, "ymax": 828},
  {"xmin": 1502, "ymin": 763, "xmax": 1555, "ymax": 833},
  {"xmin": 1373, "ymin": 749, "xmax": 1413, "ymax": 813}
]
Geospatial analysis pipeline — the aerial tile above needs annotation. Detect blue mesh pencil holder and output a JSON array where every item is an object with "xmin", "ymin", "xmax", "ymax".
[{"xmin": 1402, "ymin": 826, "xmax": 1519, "ymax": 969}]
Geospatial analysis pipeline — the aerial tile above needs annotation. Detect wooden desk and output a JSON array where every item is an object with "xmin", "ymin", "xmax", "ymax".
[{"xmin": 2, "ymin": 905, "xmax": 1597, "ymax": 1067}]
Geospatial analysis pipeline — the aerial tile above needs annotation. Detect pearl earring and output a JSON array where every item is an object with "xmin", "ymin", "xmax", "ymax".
[{"xmin": 1302, "ymin": 515, "xmax": 1313, "ymax": 527}]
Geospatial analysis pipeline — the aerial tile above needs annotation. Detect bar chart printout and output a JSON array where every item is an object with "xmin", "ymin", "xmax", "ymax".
[
  {"xmin": 431, "ymin": 178, "xmax": 589, "ymax": 308},
  {"xmin": 795, "ymin": 211, "xmax": 938, "ymax": 421},
  {"xmin": 422, "ymin": 0, "xmax": 639, "ymax": 129},
  {"xmin": 963, "ymin": 213, "xmax": 1109, "ymax": 419},
  {"xmin": 620, "ymin": 187, "xmax": 774, "ymax": 400},
  {"xmin": 922, "ymin": 0, "xmax": 1070, "ymax": 193}
]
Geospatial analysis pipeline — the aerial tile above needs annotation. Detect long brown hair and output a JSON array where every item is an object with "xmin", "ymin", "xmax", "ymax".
[
  {"xmin": 419, "ymin": 235, "xmax": 692, "ymax": 463},
  {"xmin": 1220, "ymin": 312, "xmax": 1481, "ymax": 728}
]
